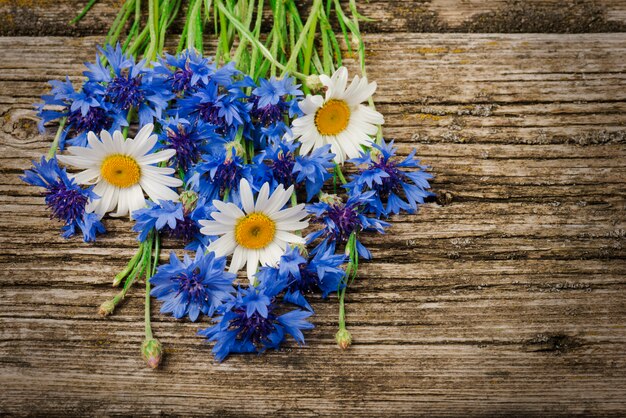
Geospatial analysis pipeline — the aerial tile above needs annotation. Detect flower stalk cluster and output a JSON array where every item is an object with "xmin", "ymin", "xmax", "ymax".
[{"xmin": 23, "ymin": 0, "xmax": 435, "ymax": 366}]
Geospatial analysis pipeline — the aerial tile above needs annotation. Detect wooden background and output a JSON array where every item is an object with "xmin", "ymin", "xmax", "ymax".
[{"xmin": 1, "ymin": 0, "xmax": 625, "ymax": 416}]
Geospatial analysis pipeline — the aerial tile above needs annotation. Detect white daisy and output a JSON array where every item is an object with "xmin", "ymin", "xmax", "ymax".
[
  {"xmin": 199, "ymin": 179, "xmax": 308, "ymax": 282},
  {"xmin": 57, "ymin": 124, "xmax": 182, "ymax": 217},
  {"xmin": 291, "ymin": 66, "xmax": 384, "ymax": 164}
]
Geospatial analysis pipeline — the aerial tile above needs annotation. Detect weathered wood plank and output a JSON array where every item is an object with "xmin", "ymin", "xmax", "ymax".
[
  {"xmin": 1, "ymin": 0, "xmax": 626, "ymax": 36},
  {"xmin": 0, "ymin": 32, "xmax": 625, "ymax": 416}
]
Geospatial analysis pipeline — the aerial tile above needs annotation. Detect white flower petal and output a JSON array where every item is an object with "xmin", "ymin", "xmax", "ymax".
[
  {"xmin": 239, "ymin": 178, "xmax": 255, "ymax": 214},
  {"xmin": 212, "ymin": 200, "xmax": 245, "ymax": 219},
  {"xmin": 274, "ymin": 230, "xmax": 306, "ymax": 244},
  {"xmin": 254, "ymin": 182, "xmax": 270, "ymax": 212},
  {"xmin": 229, "ymin": 246, "xmax": 246, "ymax": 273},
  {"xmin": 137, "ymin": 149, "xmax": 176, "ymax": 165},
  {"xmin": 246, "ymin": 250, "xmax": 260, "ymax": 282},
  {"xmin": 209, "ymin": 232, "xmax": 237, "ymax": 257},
  {"xmin": 199, "ymin": 221, "xmax": 233, "ymax": 235}
]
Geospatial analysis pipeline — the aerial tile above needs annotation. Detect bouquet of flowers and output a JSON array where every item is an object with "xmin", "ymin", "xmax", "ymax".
[{"xmin": 23, "ymin": 0, "xmax": 433, "ymax": 366}]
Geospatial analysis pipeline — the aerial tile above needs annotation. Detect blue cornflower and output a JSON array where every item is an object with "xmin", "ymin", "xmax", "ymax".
[
  {"xmin": 293, "ymin": 144, "xmax": 335, "ymax": 201},
  {"xmin": 131, "ymin": 194, "xmax": 213, "ymax": 250},
  {"xmin": 154, "ymin": 49, "xmax": 213, "ymax": 94},
  {"xmin": 250, "ymin": 76, "xmax": 302, "ymax": 126},
  {"xmin": 307, "ymin": 192, "xmax": 389, "ymax": 259},
  {"xmin": 150, "ymin": 249, "xmax": 236, "ymax": 322},
  {"xmin": 157, "ymin": 116, "xmax": 222, "ymax": 171},
  {"xmin": 176, "ymin": 81, "xmax": 250, "ymax": 138},
  {"xmin": 36, "ymin": 77, "xmax": 125, "ymax": 149},
  {"xmin": 346, "ymin": 140, "xmax": 433, "ymax": 217},
  {"xmin": 256, "ymin": 244, "xmax": 346, "ymax": 311},
  {"xmin": 85, "ymin": 44, "xmax": 174, "ymax": 126},
  {"xmin": 253, "ymin": 140, "xmax": 332, "ymax": 202},
  {"xmin": 167, "ymin": 195, "xmax": 214, "ymax": 251},
  {"xmin": 198, "ymin": 280, "xmax": 314, "ymax": 362},
  {"xmin": 132, "ymin": 200, "xmax": 185, "ymax": 242},
  {"xmin": 254, "ymin": 139, "xmax": 299, "ymax": 189},
  {"xmin": 247, "ymin": 76, "xmax": 301, "ymax": 148},
  {"xmin": 189, "ymin": 150, "xmax": 254, "ymax": 202},
  {"xmin": 21, "ymin": 157, "xmax": 105, "ymax": 242}
]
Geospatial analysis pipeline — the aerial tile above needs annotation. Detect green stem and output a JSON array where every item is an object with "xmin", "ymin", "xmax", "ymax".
[
  {"xmin": 113, "ymin": 243, "xmax": 145, "ymax": 287},
  {"xmin": 233, "ymin": 0, "xmax": 255, "ymax": 64},
  {"xmin": 215, "ymin": 0, "xmax": 306, "ymax": 80},
  {"xmin": 46, "ymin": 117, "xmax": 67, "ymax": 159},
  {"xmin": 218, "ymin": 2, "xmax": 231, "ymax": 62},
  {"xmin": 280, "ymin": 0, "xmax": 322, "ymax": 78},
  {"xmin": 145, "ymin": 0, "xmax": 160, "ymax": 61},
  {"xmin": 106, "ymin": 0, "xmax": 132, "ymax": 44},
  {"xmin": 248, "ymin": 0, "xmax": 264, "ymax": 76},
  {"xmin": 70, "ymin": 0, "xmax": 99, "ymax": 25},
  {"xmin": 334, "ymin": 164, "xmax": 348, "ymax": 185},
  {"xmin": 338, "ymin": 286, "xmax": 347, "ymax": 328},
  {"xmin": 301, "ymin": 2, "xmax": 319, "ymax": 77},
  {"xmin": 109, "ymin": 0, "xmax": 135, "ymax": 47},
  {"xmin": 145, "ymin": 232, "xmax": 159, "ymax": 340}
]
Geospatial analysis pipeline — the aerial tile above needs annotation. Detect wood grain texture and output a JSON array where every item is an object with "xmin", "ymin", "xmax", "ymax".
[
  {"xmin": 2, "ymin": 0, "xmax": 626, "ymax": 36},
  {"xmin": 1, "ymin": 16, "xmax": 626, "ymax": 418}
]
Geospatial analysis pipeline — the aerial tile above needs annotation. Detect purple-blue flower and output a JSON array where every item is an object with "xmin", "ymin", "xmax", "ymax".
[
  {"xmin": 85, "ymin": 44, "xmax": 174, "ymax": 126},
  {"xmin": 157, "ymin": 116, "xmax": 222, "ymax": 171},
  {"xmin": 189, "ymin": 150, "xmax": 254, "ymax": 202},
  {"xmin": 154, "ymin": 49, "xmax": 212, "ymax": 94},
  {"xmin": 256, "ymin": 244, "xmax": 346, "ymax": 311},
  {"xmin": 150, "ymin": 250, "xmax": 236, "ymax": 322},
  {"xmin": 307, "ymin": 191, "xmax": 389, "ymax": 259},
  {"xmin": 198, "ymin": 279, "xmax": 314, "ymax": 362},
  {"xmin": 176, "ymin": 80, "xmax": 250, "ymax": 139},
  {"xmin": 36, "ymin": 77, "xmax": 126, "ymax": 149},
  {"xmin": 132, "ymin": 200, "xmax": 184, "ymax": 242},
  {"xmin": 21, "ymin": 157, "xmax": 105, "ymax": 242},
  {"xmin": 293, "ymin": 144, "xmax": 335, "ymax": 201},
  {"xmin": 346, "ymin": 139, "xmax": 433, "ymax": 217},
  {"xmin": 132, "ymin": 194, "xmax": 213, "ymax": 250}
]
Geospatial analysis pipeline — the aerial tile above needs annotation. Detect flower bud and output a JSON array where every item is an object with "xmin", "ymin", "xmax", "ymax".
[
  {"xmin": 293, "ymin": 243, "xmax": 309, "ymax": 258},
  {"xmin": 368, "ymin": 146, "xmax": 383, "ymax": 163},
  {"xmin": 319, "ymin": 192, "xmax": 343, "ymax": 206},
  {"xmin": 180, "ymin": 190, "xmax": 198, "ymax": 213},
  {"xmin": 305, "ymin": 74, "xmax": 323, "ymax": 91},
  {"xmin": 98, "ymin": 299, "xmax": 116, "ymax": 317},
  {"xmin": 141, "ymin": 338, "xmax": 163, "ymax": 369},
  {"xmin": 224, "ymin": 141, "xmax": 245, "ymax": 160},
  {"xmin": 335, "ymin": 328, "xmax": 352, "ymax": 350}
]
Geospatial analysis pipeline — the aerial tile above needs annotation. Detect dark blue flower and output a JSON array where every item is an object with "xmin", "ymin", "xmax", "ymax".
[
  {"xmin": 168, "ymin": 195, "xmax": 214, "ymax": 251},
  {"xmin": 189, "ymin": 150, "xmax": 254, "ymax": 202},
  {"xmin": 154, "ymin": 49, "xmax": 213, "ymax": 94},
  {"xmin": 21, "ymin": 157, "xmax": 105, "ymax": 242},
  {"xmin": 36, "ymin": 77, "xmax": 125, "ymax": 149},
  {"xmin": 132, "ymin": 200, "xmax": 185, "ymax": 242},
  {"xmin": 307, "ymin": 192, "xmax": 389, "ymax": 259},
  {"xmin": 198, "ymin": 280, "xmax": 314, "ymax": 362},
  {"xmin": 346, "ymin": 139, "xmax": 433, "ymax": 217},
  {"xmin": 86, "ymin": 44, "xmax": 174, "ymax": 126},
  {"xmin": 157, "ymin": 116, "xmax": 222, "ymax": 171},
  {"xmin": 256, "ymin": 244, "xmax": 346, "ymax": 311},
  {"xmin": 253, "ymin": 139, "xmax": 298, "ymax": 189},
  {"xmin": 293, "ymin": 144, "xmax": 335, "ymax": 201},
  {"xmin": 177, "ymin": 81, "xmax": 250, "ymax": 139},
  {"xmin": 150, "ymin": 250, "xmax": 236, "ymax": 322},
  {"xmin": 131, "ymin": 194, "xmax": 213, "ymax": 250}
]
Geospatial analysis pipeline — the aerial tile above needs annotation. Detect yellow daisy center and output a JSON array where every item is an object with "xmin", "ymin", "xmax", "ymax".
[
  {"xmin": 315, "ymin": 99, "xmax": 351, "ymax": 136},
  {"xmin": 100, "ymin": 154, "xmax": 141, "ymax": 188},
  {"xmin": 234, "ymin": 213, "xmax": 276, "ymax": 249}
]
